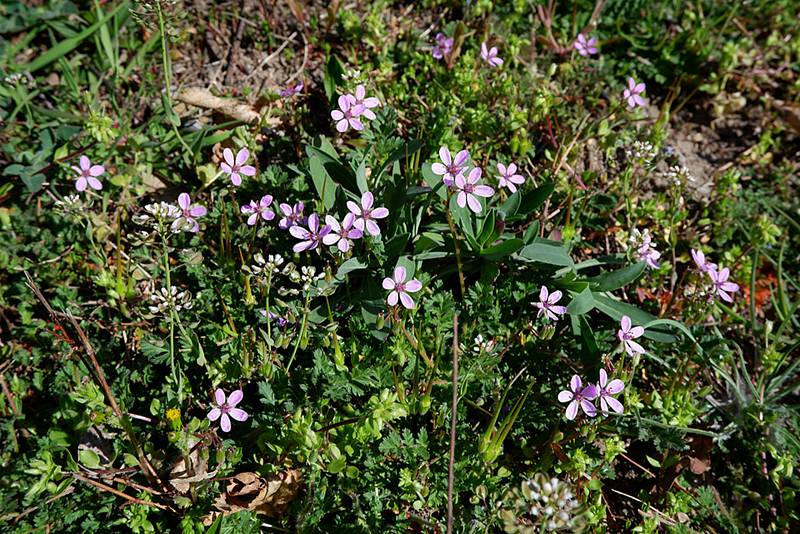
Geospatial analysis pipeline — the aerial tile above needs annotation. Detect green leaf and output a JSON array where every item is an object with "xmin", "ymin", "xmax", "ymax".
[
  {"xmin": 421, "ymin": 164, "xmax": 447, "ymax": 199},
  {"xmin": 518, "ymin": 238, "xmax": 574, "ymax": 267},
  {"xmin": 498, "ymin": 191, "xmax": 521, "ymax": 219},
  {"xmin": 374, "ymin": 139, "xmax": 424, "ymax": 181},
  {"xmin": 309, "ymin": 155, "xmax": 338, "ymax": 210},
  {"xmin": 78, "ymin": 449, "xmax": 101, "ymax": 469},
  {"xmin": 509, "ymin": 182, "xmax": 554, "ymax": 220},
  {"xmin": 337, "ymin": 258, "xmax": 367, "ymax": 277},
  {"xmin": 587, "ymin": 261, "xmax": 646, "ymax": 291},
  {"xmin": 592, "ymin": 294, "xmax": 676, "ymax": 343},
  {"xmin": 323, "ymin": 55, "xmax": 345, "ymax": 100},
  {"xmin": 477, "ymin": 210, "xmax": 496, "ymax": 246},
  {"xmin": 479, "ymin": 238, "xmax": 523, "ymax": 260},
  {"xmin": 567, "ymin": 287, "xmax": 595, "ymax": 315}
]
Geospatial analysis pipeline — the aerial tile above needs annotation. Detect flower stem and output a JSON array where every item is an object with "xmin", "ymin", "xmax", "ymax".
[
  {"xmin": 286, "ymin": 291, "xmax": 311, "ymax": 372},
  {"xmin": 445, "ymin": 201, "xmax": 466, "ymax": 300}
]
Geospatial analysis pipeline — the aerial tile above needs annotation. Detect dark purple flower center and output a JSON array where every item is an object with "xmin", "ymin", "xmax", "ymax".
[
  {"xmin": 463, "ymin": 183, "xmax": 475, "ymax": 193},
  {"xmin": 395, "ymin": 282, "xmax": 406, "ymax": 292},
  {"xmin": 446, "ymin": 163, "xmax": 461, "ymax": 176}
]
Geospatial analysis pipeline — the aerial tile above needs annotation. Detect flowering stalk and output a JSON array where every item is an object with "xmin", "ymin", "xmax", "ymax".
[
  {"xmin": 286, "ymin": 289, "xmax": 311, "ymax": 372},
  {"xmin": 444, "ymin": 196, "xmax": 466, "ymax": 300}
]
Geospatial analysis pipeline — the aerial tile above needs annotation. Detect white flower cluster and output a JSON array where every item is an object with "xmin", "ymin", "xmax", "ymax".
[
  {"xmin": 664, "ymin": 164, "xmax": 693, "ymax": 187},
  {"xmin": 53, "ymin": 195, "xmax": 82, "ymax": 215},
  {"xmin": 500, "ymin": 474, "xmax": 585, "ymax": 533},
  {"xmin": 133, "ymin": 202, "xmax": 180, "ymax": 228},
  {"xmin": 626, "ymin": 140, "xmax": 657, "ymax": 163},
  {"xmin": 147, "ymin": 285, "xmax": 193, "ymax": 315},
  {"xmin": 471, "ymin": 334, "xmax": 497, "ymax": 355}
]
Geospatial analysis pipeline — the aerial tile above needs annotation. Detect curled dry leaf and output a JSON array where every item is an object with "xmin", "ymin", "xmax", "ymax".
[
  {"xmin": 169, "ymin": 437, "xmax": 217, "ymax": 494},
  {"xmin": 176, "ymin": 88, "xmax": 261, "ymax": 124},
  {"xmin": 204, "ymin": 469, "xmax": 302, "ymax": 523}
]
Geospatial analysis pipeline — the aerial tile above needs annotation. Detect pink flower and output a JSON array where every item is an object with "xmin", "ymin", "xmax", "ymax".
[
  {"xmin": 708, "ymin": 266, "xmax": 740, "ymax": 303},
  {"xmin": 171, "ymin": 193, "xmax": 207, "ymax": 233},
  {"xmin": 331, "ymin": 95, "xmax": 365, "ymax": 133},
  {"xmin": 431, "ymin": 147, "xmax": 469, "ymax": 187},
  {"xmin": 534, "ymin": 286, "xmax": 567, "ymax": 321},
  {"xmin": 347, "ymin": 191, "xmax": 389, "ymax": 236},
  {"xmin": 596, "ymin": 369, "xmax": 624, "ymax": 415},
  {"xmin": 635, "ymin": 233, "xmax": 661, "ymax": 269},
  {"xmin": 574, "ymin": 34, "xmax": 598, "ymax": 56},
  {"xmin": 691, "ymin": 249, "xmax": 716, "ymax": 273},
  {"xmin": 496, "ymin": 162, "xmax": 525, "ymax": 193},
  {"xmin": 72, "ymin": 155, "xmax": 104, "ymax": 192},
  {"xmin": 480, "ymin": 42, "xmax": 503, "ymax": 67},
  {"xmin": 241, "ymin": 195, "xmax": 275, "ymax": 226},
  {"xmin": 432, "ymin": 32, "xmax": 453, "ymax": 60},
  {"xmin": 278, "ymin": 80, "xmax": 304, "ymax": 97},
  {"xmin": 221, "ymin": 148, "xmax": 256, "ymax": 186},
  {"xmin": 352, "ymin": 85, "xmax": 380, "ymax": 120},
  {"xmin": 382, "ymin": 266, "xmax": 422, "ymax": 309},
  {"xmin": 617, "ymin": 315, "xmax": 645, "ymax": 357},
  {"xmin": 278, "ymin": 201, "xmax": 305, "ymax": 230},
  {"xmin": 322, "ymin": 213, "xmax": 362, "ymax": 252},
  {"xmin": 289, "ymin": 213, "xmax": 331, "ymax": 252},
  {"xmin": 623, "ymin": 77, "xmax": 646, "ymax": 109},
  {"xmin": 207, "ymin": 388, "xmax": 248, "ymax": 433},
  {"xmin": 558, "ymin": 375, "xmax": 598, "ymax": 420},
  {"xmin": 455, "ymin": 167, "xmax": 494, "ymax": 214}
]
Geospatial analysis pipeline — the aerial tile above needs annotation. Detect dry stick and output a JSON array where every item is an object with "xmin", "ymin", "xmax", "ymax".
[
  {"xmin": 73, "ymin": 473, "xmax": 170, "ymax": 510},
  {"xmin": 24, "ymin": 272, "xmax": 163, "ymax": 491},
  {"xmin": 446, "ymin": 314, "xmax": 459, "ymax": 534}
]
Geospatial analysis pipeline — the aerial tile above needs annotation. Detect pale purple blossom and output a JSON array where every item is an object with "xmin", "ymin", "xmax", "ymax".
[
  {"xmin": 207, "ymin": 388, "xmax": 248, "ymax": 433},
  {"xmin": 455, "ymin": 167, "xmax": 494, "ymax": 214},
  {"xmin": 431, "ymin": 147, "xmax": 469, "ymax": 187},
  {"xmin": 617, "ymin": 315, "xmax": 645, "ymax": 357},
  {"xmin": 708, "ymin": 266, "xmax": 740, "ymax": 303},
  {"xmin": 691, "ymin": 249, "xmax": 717, "ymax": 274},
  {"xmin": 558, "ymin": 375, "xmax": 598, "ymax": 420},
  {"xmin": 278, "ymin": 80, "xmax": 304, "ymax": 97},
  {"xmin": 278, "ymin": 202, "xmax": 305, "ymax": 230},
  {"xmin": 480, "ymin": 42, "xmax": 503, "ymax": 67},
  {"xmin": 331, "ymin": 95, "xmax": 365, "ymax": 133},
  {"xmin": 240, "ymin": 195, "xmax": 275, "ymax": 226},
  {"xmin": 432, "ymin": 32, "xmax": 453, "ymax": 60},
  {"xmin": 496, "ymin": 162, "xmax": 525, "ymax": 193},
  {"xmin": 596, "ymin": 369, "xmax": 625, "ymax": 415},
  {"xmin": 220, "ymin": 148, "xmax": 256, "ymax": 187},
  {"xmin": 289, "ymin": 213, "xmax": 331, "ymax": 252},
  {"xmin": 72, "ymin": 156, "xmax": 104, "ymax": 192},
  {"xmin": 352, "ymin": 85, "xmax": 380, "ymax": 120},
  {"xmin": 574, "ymin": 34, "xmax": 598, "ymax": 56},
  {"xmin": 382, "ymin": 266, "xmax": 422, "ymax": 309},
  {"xmin": 171, "ymin": 193, "xmax": 207, "ymax": 233},
  {"xmin": 534, "ymin": 286, "xmax": 567, "ymax": 321},
  {"xmin": 623, "ymin": 77, "xmax": 646, "ymax": 109},
  {"xmin": 322, "ymin": 213, "xmax": 363, "ymax": 252},
  {"xmin": 635, "ymin": 232, "xmax": 661, "ymax": 269},
  {"xmin": 347, "ymin": 191, "xmax": 389, "ymax": 236}
]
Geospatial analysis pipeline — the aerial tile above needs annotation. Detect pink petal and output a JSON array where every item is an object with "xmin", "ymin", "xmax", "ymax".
[
  {"xmin": 382, "ymin": 277, "xmax": 395, "ymax": 290},
  {"xmin": 580, "ymin": 399, "xmax": 597, "ymax": 417},
  {"xmin": 606, "ymin": 379, "xmax": 625, "ymax": 394},
  {"xmin": 363, "ymin": 97, "xmax": 380, "ymax": 108},
  {"xmin": 89, "ymin": 165, "xmax": 105, "ymax": 176},
  {"xmin": 570, "ymin": 375, "xmax": 582, "ymax": 392},
  {"xmin": 247, "ymin": 213, "xmax": 258, "ymax": 226},
  {"xmin": 405, "ymin": 279, "xmax": 422, "ymax": 292},
  {"xmin": 628, "ymin": 78, "xmax": 636, "ymax": 90},
  {"xmin": 355, "ymin": 85, "xmax": 365, "ymax": 100},
  {"xmin": 548, "ymin": 290, "xmax": 562, "ymax": 304},
  {"xmin": 220, "ymin": 413, "xmax": 231, "ymax": 432},
  {"xmin": 178, "ymin": 193, "xmax": 190, "ymax": 210},
  {"xmin": 539, "ymin": 286, "xmax": 549, "ymax": 302},
  {"xmin": 189, "ymin": 206, "xmax": 207, "ymax": 217},
  {"xmin": 399, "ymin": 291, "xmax": 415, "ymax": 309},
  {"xmin": 337, "ymin": 94, "xmax": 350, "ymax": 111},
  {"xmin": 223, "ymin": 148, "xmax": 235, "ymax": 166},
  {"xmin": 393, "ymin": 266, "xmax": 407, "ymax": 284},
  {"xmin": 456, "ymin": 191, "xmax": 467, "ymax": 208},
  {"xmin": 565, "ymin": 400, "xmax": 579, "ymax": 420},
  {"xmin": 557, "ymin": 390, "xmax": 574, "ymax": 403},
  {"xmin": 387, "ymin": 290, "xmax": 399, "ymax": 306},
  {"xmin": 621, "ymin": 315, "xmax": 632, "ymax": 332},
  {"xmin": 235, "ymin": 149, "xmax": 249, "ymax": 166},
  {"xmin": 207, "ymin": 408, "xmax": 221, "ymax": 421},
  {"xmin": 289, "ymin": 226, "xmax": 309, "ymax": 240},
  {"xmin": 240, "ymin": 165, "xmax": 256, "ymax": 176},
  {"xmin": 87, "ymin": 177, "xmax": 103, "ymax": 190},
  {"xmin": 626, "ymin": 340, "xmax": 645, "ymax": 355},
  {"xmin": 350, "ymin": 118, "xmax": 364, "ymax": 131},
  {"xmin": 331, "ymin": 110, "xmax": 344, "ymax": 120},
  {"xmin": 214, "ymin": 388, "xmax": 226, "ymax": 405},
  {"xmin": 466, "ymin": 194, "xmax": 482, "ymax": 213},
  {"xmin": 227, "ymin": 390, "xmax": 243, "ymax": 406},
  {"xmin": 336, "ymin": 119, "xmax": 348, "ymax": 132},
  {"xmin": 371, "ymin": 207, "xmax": 389, "ymax": 219},
  {"xmin": 454, "ymin": 174, "xmax": 467, "ymax": 189},
  {"xmin": 365, "ymin": 219, "xmax": 380, "ymax": 236},
  {"xmin": 604, "ymin": 396, "xmax": 624, "ymax": 414},
  {"xmin": 79, "ymin": 155, "xmax": 91, "ymax": 171},
  {"xmin": 221, "ymin": 162, "xmax": 232, "ymax": 174},
  {"xmin": 431, "ymin": 162, "xmax": 448, "ymax": 175},
  {"xmin": 361, "ymin": 191, "xmax": 374, "ymax": 210},
  {"xmin": 473, "ymin": 185, "xmax": 494, "ymax": 197},
  {"xmin": 438, "ymin": 146, "xmax": 452, "ymax": 165},
  {"xmin": 75, "ymin": 177, "xmax": 87, "ymax": 192},
  {"xmin": 634, "ymin": 82, "xmax": 645, "ymax": 93},
  {"xmin": 453, "ymin": 150, "xmax": 469, "ymax": 166},
  {"xmin": 599, "ymin": 369, "xmax": 608, "ymax": 388},
  {"xmin": 467, "ymin": 167, "xmax": 482, "ymax": 183},
  {"xmin": 550, "ymin": 305, "xmax": 567, "ymax": 315},
  {"xmin": 230, "ymin": 173, "xmax": 242, "ymax": 186},
  {"xmin": 629, "ymin": 326, "xmax": 645, "ymax": 338},
  {"xmin": 228, "ymin": 408, "xmax": 248, "ymax": 421}
]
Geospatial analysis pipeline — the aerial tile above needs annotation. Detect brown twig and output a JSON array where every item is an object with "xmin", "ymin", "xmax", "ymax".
[
  {"xmin": 446, "ymin": 313, "xmax": 459, "ymax": 534},
  {"xmin": 73, "ymin": 473, "xmax": 169, "ymax": 510}
]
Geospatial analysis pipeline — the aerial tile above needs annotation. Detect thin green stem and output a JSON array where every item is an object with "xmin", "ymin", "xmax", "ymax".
[{"xmin": 287, "ymin": 291, "xmax": 311, "ymax": 372}]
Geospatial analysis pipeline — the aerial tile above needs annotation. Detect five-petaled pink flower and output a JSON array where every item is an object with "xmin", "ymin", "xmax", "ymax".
[
  {"xmin": 596, "ymin": 369, "xmax": 625, "ymax": 415},
  {"xmin": 534, "ymin": 286, "xmax": 567, "ymax": 321},
  {"xmin": 278, "ymin": 201, "xmax": 305, "ymax": 230},
  {"xmin": 278, "ymin": 80, "xmax": 304, "ymax": 97},
  {"xmin": 72, "ymin": 156, "xmax": 104, "ymax": 192},
  {"xmin": 352, "ymin": 85, "xmax": 381, "ymax": 120},
  {"xmin": 322, "ymin": 213, "xmax": 363, "ymax": 252},
  {"xmin": 432, "ymin": 32, "xmax": 453, "ymax": 60},
  {"xmin": 691, "ymin": 249, "xmax": 717, "ymax": 274},
  {"xmin": 207, "ymin": 388, "xmax": 248, "ymax": 433},
  {"xmin": 558, "ymin": 375, "xmax": 598, "ymax": 420},
  {"xmin": 455, "ymin": 167, "xmax": 494, "ymax": 214},
  {"xmin": 241, "ymin": 195, "xmax": 275, "ymax": 226},
  {"xmin": 347, "ymin": 191, "xmax": 389, "ymax": 236},
  {"xmin": 331, "ymin": 95, "xmax": 365, "ymax": 133},
  {"xmin": 289, "ymin": 213, "xmax": 331, "ymax": 252},
  {"xmin": 480, "ymin": 42, "xmax": 503, "ymax": 67},
  {"xmin": 623, "ymin": 78, "xmax": 646, "ymax": 109},
  {"xmin": 708, "ymin": 266, "xmax": 740, "ymax": 303},
  {"xmin": 496, "ymin": 162, "xmax": 525, "ymax": 193},
  {"xmin": 432, "ymin": 147, "xmax": 469, "ymax": 187},
  {"xmin": 172, "ymin": 193, "xmax": 207, "ymax": 233},
  {"xmin": 617, "ymin": 315, "xmax": 645, "ymax": 356},
  {"xmin": 574, "ymin": 34, "xmax": 598, "ymax": 56},
  {"xmin": 382, "ymin": 266, "xmax": 422, "ymax": 309},
  {"xmin": 636, "ymin": 233, "xmax": 661, "ymax": 269},
  {"xmin": 221, "ymin": 148, "xmax": 256, "ymax": 187}
]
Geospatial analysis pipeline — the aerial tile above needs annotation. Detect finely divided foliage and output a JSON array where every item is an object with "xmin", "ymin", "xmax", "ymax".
[{"xmin": 1, "ymin": 1, "xmax": 797, "ymax": 533}]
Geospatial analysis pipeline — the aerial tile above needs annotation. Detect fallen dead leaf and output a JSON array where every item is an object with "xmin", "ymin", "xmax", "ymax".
[
  {"xmin": 169, "ymin": 437, "xmax": 217, "ymax": 494},
  {"xmin": 204, "ymin": 469, "xmax": 302, "ymax": 524},
  {"xmin": 176, "ymin": 88, "xmax": 262, "ymax": 124}
]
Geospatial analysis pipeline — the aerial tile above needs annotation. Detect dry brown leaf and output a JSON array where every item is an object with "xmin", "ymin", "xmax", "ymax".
[
  {"xmin": 209, "ymin": 470, "xmax": 302, "ymax": 520},
  {"xmin": 169, "ymin": 438, "xmax": 217, "ymax": 494}
]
